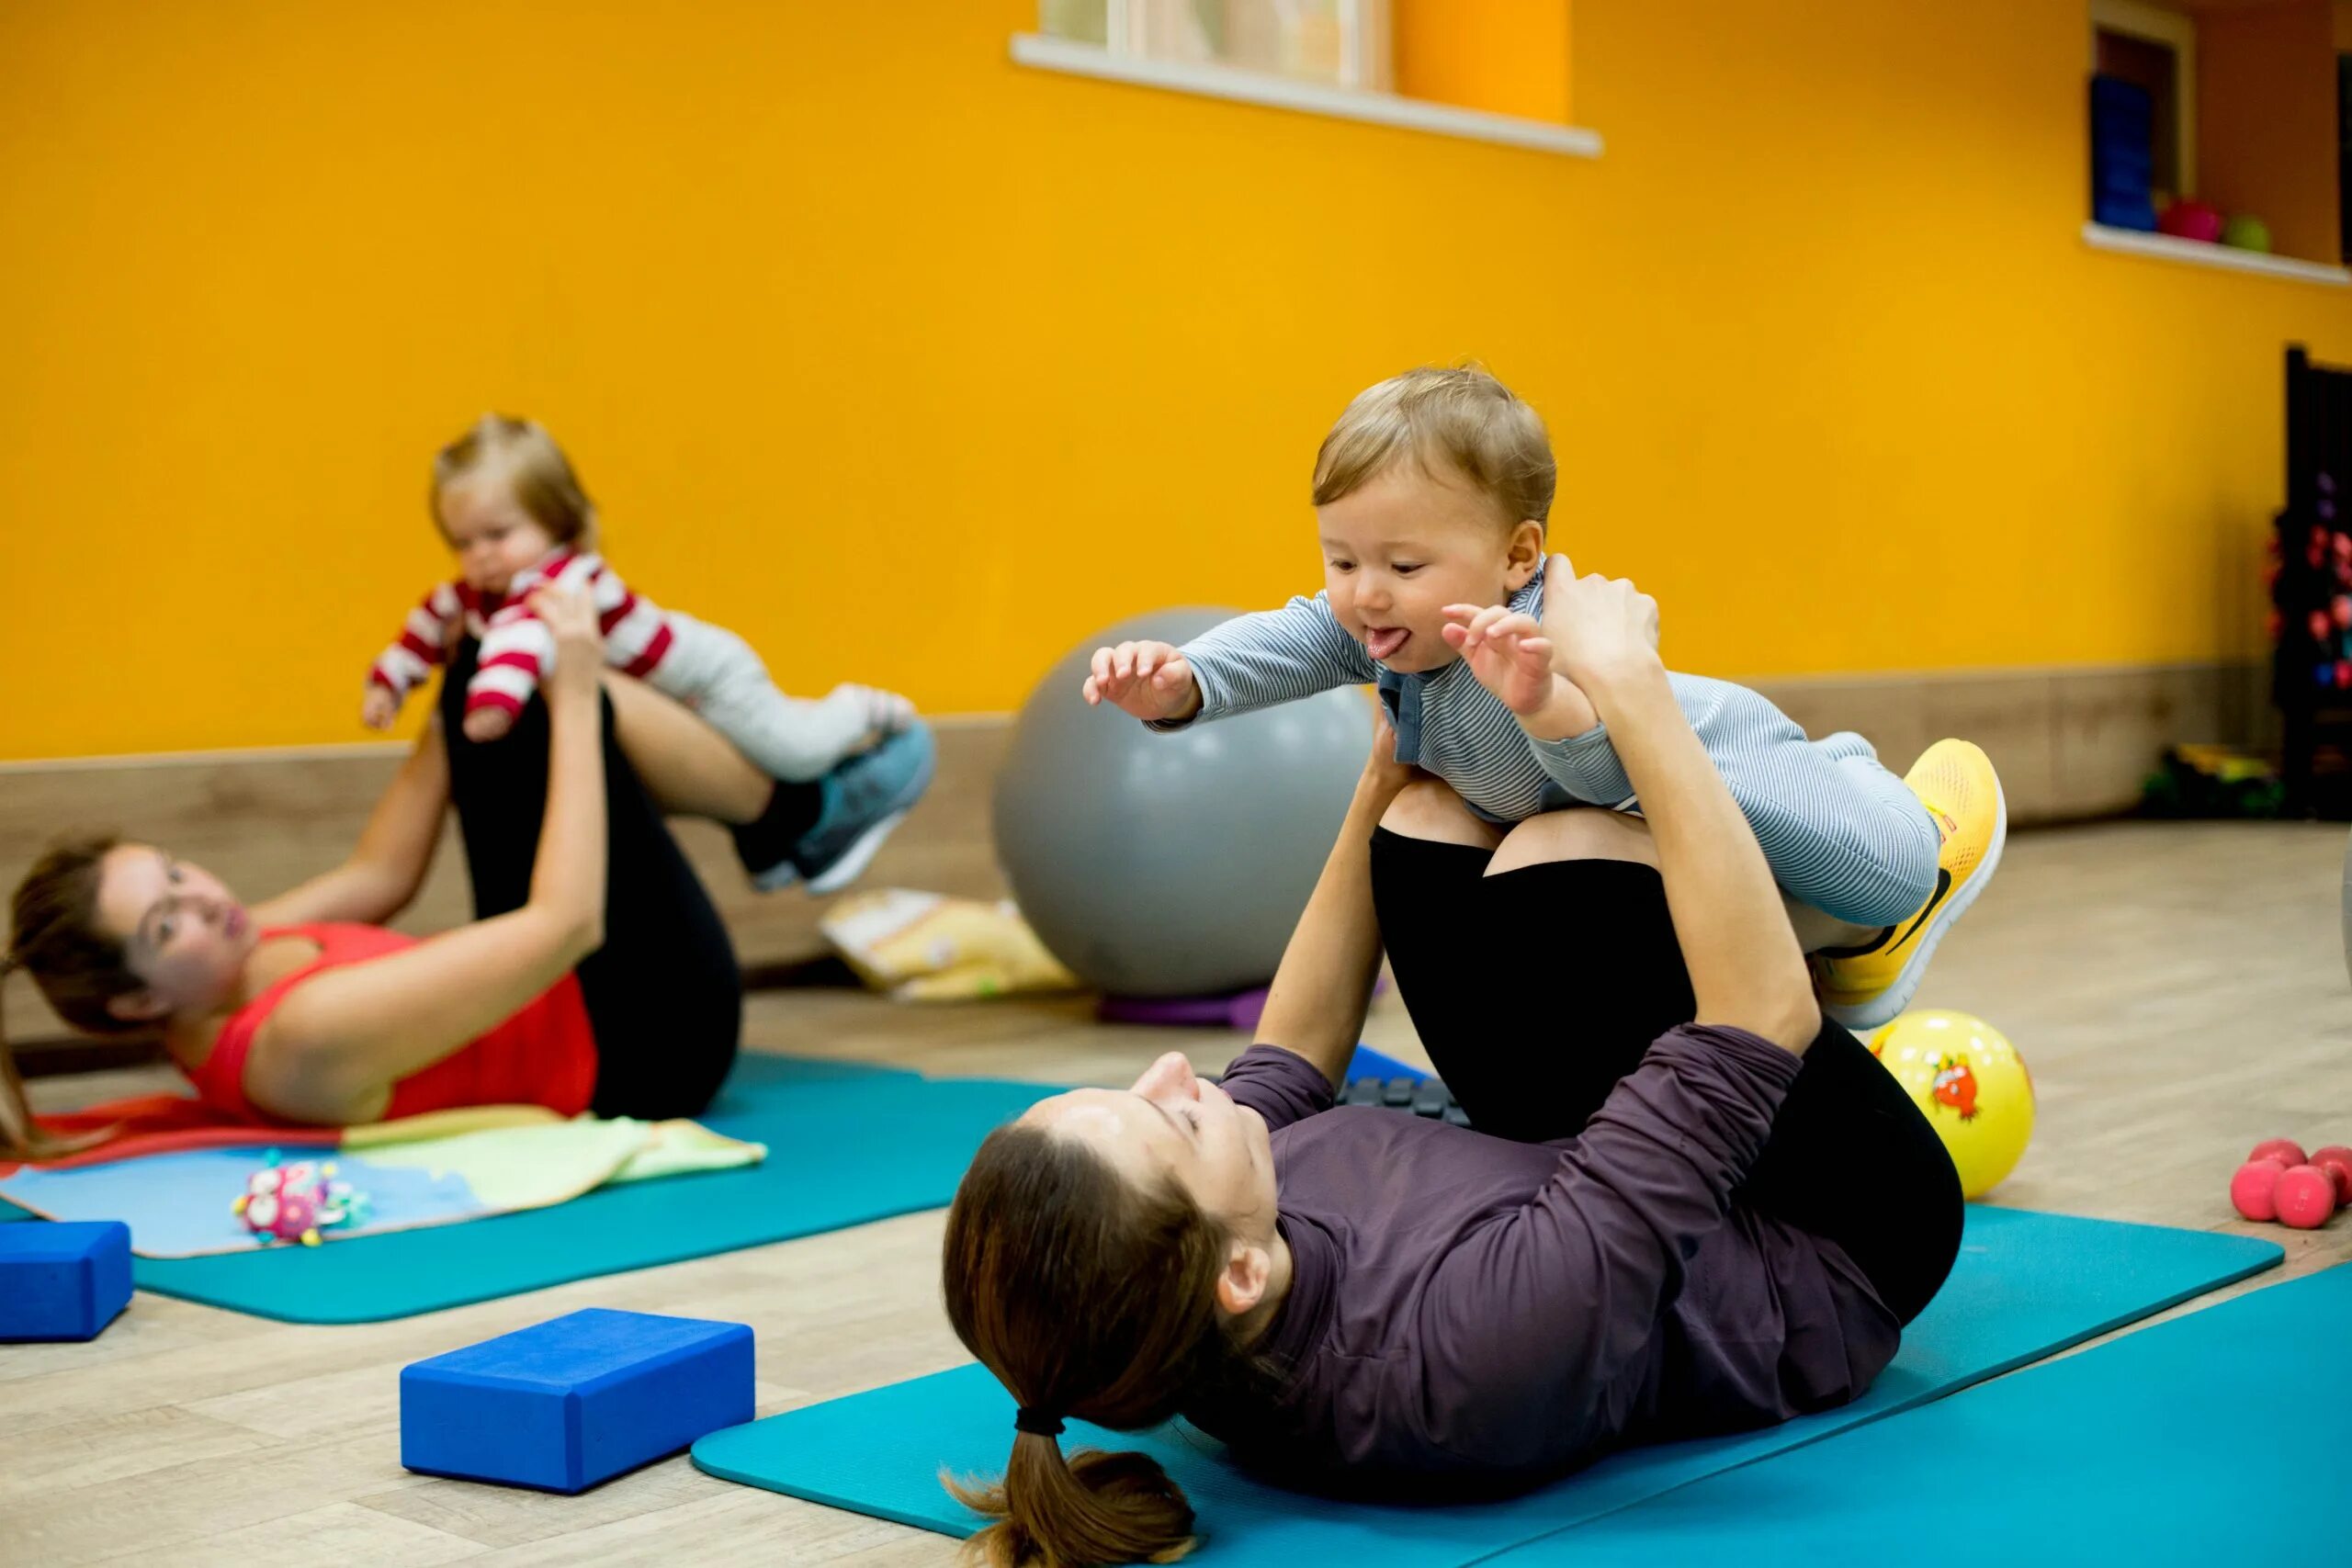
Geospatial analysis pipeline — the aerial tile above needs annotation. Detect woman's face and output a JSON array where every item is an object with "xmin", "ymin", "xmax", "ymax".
[
  {"xmin": 92, "ymin": 844, "xmax": 255, "ymax": 1021},
  {"xmin": 1023, "ymin": 1052, "xmax": 1281, "ymax": 1243}
]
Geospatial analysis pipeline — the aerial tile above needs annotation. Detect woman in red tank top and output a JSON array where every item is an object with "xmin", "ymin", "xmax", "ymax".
[{"xmin": 0, "ymin": 588, "xmax": 839, "ymax": 1154}]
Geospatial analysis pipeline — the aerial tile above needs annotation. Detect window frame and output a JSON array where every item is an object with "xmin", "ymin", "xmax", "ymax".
[
  {"xmin": 1012, "ymin": 2, "xmax": 1602, "ymax": 160},
  {"xmin": 1099, "ymin": 0, "xmax": 1393, "ymax": 95},
  {"xmin": 2092, "ymin": 0, "xmax": 2199, "ymax": 196}
]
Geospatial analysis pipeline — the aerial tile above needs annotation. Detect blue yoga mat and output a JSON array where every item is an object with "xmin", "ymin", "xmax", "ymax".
[
  {"xmin": 690, "ymin": 1208, "xmax": 2280, "ymax": 1567},
  {"xmin": 1490, "ymin": 1262, "xmax": 2352, "ymax": 1566},
  {"xmin": 0, "ymin": 1055, "xmax": 1055, "ymax": 1325}
]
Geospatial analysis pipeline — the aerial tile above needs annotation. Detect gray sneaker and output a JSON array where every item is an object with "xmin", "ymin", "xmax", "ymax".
[{"xmin": 794, "ymin": 721, "xmax": 936, "ymax": 895}]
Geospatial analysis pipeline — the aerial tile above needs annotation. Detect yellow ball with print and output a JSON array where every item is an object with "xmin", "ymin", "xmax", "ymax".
[{"xmin": 1865, "ymin": 1010, "xmax": 2034, "ymax": 1199}]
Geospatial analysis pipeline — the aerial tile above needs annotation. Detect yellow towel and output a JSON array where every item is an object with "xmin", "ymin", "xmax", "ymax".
[{"xmin": 820, "ymin": 888, "xmax": 1080, "ymax": 1001}]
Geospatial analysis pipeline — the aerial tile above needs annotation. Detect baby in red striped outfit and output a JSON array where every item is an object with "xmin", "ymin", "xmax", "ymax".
[{"xmin": 366, "ymin": 414, "xmax": 912, "ymax": 777}]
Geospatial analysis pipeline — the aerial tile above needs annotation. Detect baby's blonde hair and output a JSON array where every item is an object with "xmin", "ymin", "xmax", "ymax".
[
  {"xmin": 1312, "ymin": 366, "xmax": 1555, "ymax": 531},
  {"xmin": 431, "ymin": 413, "xmax": 596, "ymax": 547}
]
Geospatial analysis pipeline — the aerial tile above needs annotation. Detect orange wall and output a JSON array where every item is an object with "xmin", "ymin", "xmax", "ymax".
[
  {"xmin": 4, "ymin": 0, "xmax": 2352, "ymax": 759},
  {"xmin": 2199, "ymin": 0, "xmax": 2339, "ymax": 262},
  {"xmin": 1396, "ymin": 0, "xmax": 1572, "ymax": 123}
]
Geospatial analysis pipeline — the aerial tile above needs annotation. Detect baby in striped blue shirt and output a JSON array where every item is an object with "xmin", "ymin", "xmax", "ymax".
[{"xmin": 1080, "ymin": 367, "xmax": 2005, "ymax": 1030}]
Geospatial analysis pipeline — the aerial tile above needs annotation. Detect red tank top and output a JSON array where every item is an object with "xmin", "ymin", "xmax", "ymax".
[{"xmin": 187, "ymin": 923, "xmax": 598, "ymax": 1125}]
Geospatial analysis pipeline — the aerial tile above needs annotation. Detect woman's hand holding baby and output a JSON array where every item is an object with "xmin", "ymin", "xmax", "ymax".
[
  {"xmin": 1081, "ymin": 640, "xmax": 1202, "ymax": 723},
  {"xmin": 1534, "ymin": 556, "xmax": 1661, "ymax": 694}
]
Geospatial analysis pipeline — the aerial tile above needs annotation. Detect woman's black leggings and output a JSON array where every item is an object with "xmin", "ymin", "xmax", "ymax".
[
  {"xmin": 1372, "ymin": 829, "xmax": 1962, "ymax": 1325},
  {"xmin": 438, "ymin": 640, "xmax": 742, "ymax": 1119}
]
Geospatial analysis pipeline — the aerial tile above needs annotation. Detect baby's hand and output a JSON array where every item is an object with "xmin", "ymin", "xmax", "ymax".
[
  {"xmin": 1081, "ymin": 641, "xmax": 1199, "ymax": 722},
  {"xmin": 361, "ymin": 686, "xmax": 400, "ymax": 731},
  {"xmin": 462, "ymin": 706, "xmax": 517, "ymax": 743},
  {"xmin": 1442, "ymin": 602, "xmax": 1599, "ymax": 741},
  {"xmin": 1441, "ymin": 604, "xmax": 1559, "ymax": 717}
]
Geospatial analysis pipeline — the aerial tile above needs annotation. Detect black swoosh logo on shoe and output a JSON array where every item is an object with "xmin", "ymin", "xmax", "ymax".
[{"xmin": 1888, "ymin": 868, "xmax": 1954, "ymax": 951}]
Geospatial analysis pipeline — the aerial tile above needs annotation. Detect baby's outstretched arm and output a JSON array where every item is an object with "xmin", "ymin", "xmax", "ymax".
[
  {"xmin": 1081, "ymin": 640, "xmax": 1199, "ymax": 722},
  {"xmin": 1080, "ymin": 596, "xmax": 1379, "ymax": 728},
  {"xmin": 365, "ymin": 581, "xmax": 467, "ymax": 730}
]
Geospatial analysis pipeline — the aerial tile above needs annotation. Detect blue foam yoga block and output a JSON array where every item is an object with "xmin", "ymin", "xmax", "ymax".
[
  {"xmin": 0, "ymin": 1219, "xmax": 132, "ymax": 1341},
  {"xmin": 401, "ymin": 1307, "xmax": 754, "ymax": 1492}
]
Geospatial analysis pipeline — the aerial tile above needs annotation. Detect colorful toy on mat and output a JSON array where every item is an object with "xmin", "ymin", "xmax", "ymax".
[
  {"xmin": 2228, "ymin": 1138, "xmax": 2352, "ymax": 1231},
  {"xmin": 232, "ymin": 1151, "xmax": 369, "ymax": 1247},
  {"xmin": 1866, "ymin": 1010, "xmax": 2035, "ymax": 1199}
]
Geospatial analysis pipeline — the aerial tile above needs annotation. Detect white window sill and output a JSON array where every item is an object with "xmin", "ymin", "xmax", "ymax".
[
  {"xmin": 2082, "ymin": 221, "xmax": 2348, "ymax": 287},
  {"xmin": 1009, "ymin": 32, "xmax": 1602, "ymax": 160}
]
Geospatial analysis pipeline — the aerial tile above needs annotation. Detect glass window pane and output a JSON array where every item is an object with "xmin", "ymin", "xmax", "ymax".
[{"xmin": 1042, "ymin": 0, "xmax": 1109, "ymax": 47}]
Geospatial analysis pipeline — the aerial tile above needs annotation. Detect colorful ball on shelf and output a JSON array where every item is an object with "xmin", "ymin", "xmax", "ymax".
[
  {"xmin": 2221, "ymin": 214, "xmax": 2271, "ymax": 253},
  {"xmin": 2157, "ymin": 197, "xmax": 2225, "ymax": 243},
  {"xmin": 1867, "ymin": 1010, "xmax": 2035, "ymax": 1199},
  {"xmin": 2330, "ymin": 596, "xmax": 2349, "ymax": 628},
  {"xmin": 2311, "ymin": 610, "xmax": 2333, "ymax": 642}
]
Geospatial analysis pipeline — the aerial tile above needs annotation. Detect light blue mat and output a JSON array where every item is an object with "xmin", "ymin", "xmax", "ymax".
[
  {"xmin": 1489, "ymin": 1261, "xmax": 2352, "ymax": 1566},
  {"xmin": 691, "ymin": 1209, "xmax": 2280, "ymax": 1567},
  {"xmin": 0, "ymin": 1045, "xmax": 1422, "ymax": 1323},
  {"xmin": 1, "ymin": 1055, "xmax": 1055, "ymax": 1324}
]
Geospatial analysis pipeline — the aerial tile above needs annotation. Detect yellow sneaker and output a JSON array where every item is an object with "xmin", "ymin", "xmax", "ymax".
[{"xmin": 1813, "ymin": 739, "xmax": 2007, "ymax": 1032}]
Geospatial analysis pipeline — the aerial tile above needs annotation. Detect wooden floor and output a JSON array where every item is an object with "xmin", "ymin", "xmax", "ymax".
[{"xmin": 5, "ymin": 819, "xmax": 2350, "ymax": 1566}]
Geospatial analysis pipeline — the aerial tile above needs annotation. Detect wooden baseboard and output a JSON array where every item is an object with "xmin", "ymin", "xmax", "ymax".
[
  {"xmin": 1748, "ymin": 657, "xmax": 2271, "ymax": 824},
  {"xmin": 1, "ymin": 660, "xmax": 2270, "ymax": 1052}
]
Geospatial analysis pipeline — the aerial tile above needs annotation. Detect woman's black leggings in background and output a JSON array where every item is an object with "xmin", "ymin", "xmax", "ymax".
[
  {"xmin": 1371, "ymin": 828, "xmax": 1963, "ymax": 1325},
  {"xmin": 438, "ymin": 641, "xmax": 743, "ymax": 1119}
]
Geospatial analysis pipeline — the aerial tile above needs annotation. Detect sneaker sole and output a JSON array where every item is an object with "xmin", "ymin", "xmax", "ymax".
[
  {"xmin": 805, "ymin": 808, "xmax": 910, "ymax": 896},
  {"xmin": 749, "ymin": 859, "xmax": 802, "ymax": 894},
  {"xmin": 1828, "ymin": 768, "xmax": 2008, "ymax": 1033}
]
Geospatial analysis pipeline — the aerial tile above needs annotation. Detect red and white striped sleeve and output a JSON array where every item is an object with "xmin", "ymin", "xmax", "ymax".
[
  {"xmin": 582, "ymin": 554, "xmax": 676, "ymax": 680},
  {"xmin": 368, "ymin": 581, "xmax": 464, "ymax": 704},
  {"xmin": 462, "ymin": 551, "xmax": 681, "ymax": 721},
  {"xmin": 466, "ymin": 561, "xmax": 567, "ymax": 724}
]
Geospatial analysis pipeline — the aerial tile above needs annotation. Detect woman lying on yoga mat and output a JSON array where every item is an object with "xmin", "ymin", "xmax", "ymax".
[
  {"xmin": 942, "ymin": 560, "xmax": 1966, "ymax": 1567},
  {"xmin": 0, "ymin": 588, "xmax": 931, "ymax": 1159}
]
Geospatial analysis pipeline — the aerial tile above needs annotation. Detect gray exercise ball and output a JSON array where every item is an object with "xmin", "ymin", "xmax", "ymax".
[{"xmin": 994, "ymin": 608, "xmax": 1376, "ymax": 998}]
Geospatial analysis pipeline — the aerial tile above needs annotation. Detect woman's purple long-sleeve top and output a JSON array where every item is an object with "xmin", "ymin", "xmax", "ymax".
[{"xmin": 1184, "ymin": 1025, "xmax": 1900, "ymax": 1488}]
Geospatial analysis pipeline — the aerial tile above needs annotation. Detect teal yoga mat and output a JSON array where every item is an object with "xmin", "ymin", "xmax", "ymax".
[
  {"xmin": 690, "ymin": 1208, "xmax": 2281, "ymax": 1567},
  {"xmin": 1488, "ymin": 1261, "xmax": 2352, "ymax": 1566},
  {"xmin": 0, "ymin": 1055, "xmax": 1054, "ymax": 1325}
]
